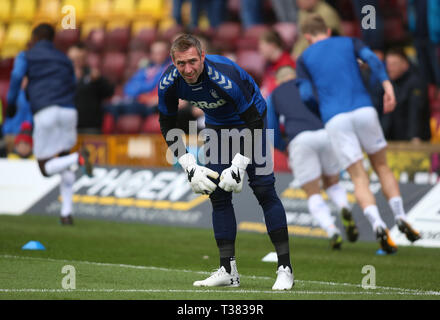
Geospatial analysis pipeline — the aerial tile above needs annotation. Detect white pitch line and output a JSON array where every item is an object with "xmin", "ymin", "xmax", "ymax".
[
  {"xmin": 1, "ymin": 254, "xmax": 439, "ymax": 296},
  {"xmin": 0, "ymin": 289, "xmax": 439, "ymax": 296}
]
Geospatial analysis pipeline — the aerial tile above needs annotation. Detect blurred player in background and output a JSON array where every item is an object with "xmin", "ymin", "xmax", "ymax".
[
  {"xmin": 6, "ymin": 23, "xmax": 92, "ymax": 225},
  {"xmin": 158, "ymin": 34, "xmax": 294, "ymax": 290},
  {"xmin": 267, "ymin": 65, "xmax": 358, "ymax": 250},
  {"xmin": 296, "ymin": 14, "xmax": 421, "ymax": 254}
]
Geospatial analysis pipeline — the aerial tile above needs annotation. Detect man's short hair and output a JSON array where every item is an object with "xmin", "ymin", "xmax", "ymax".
[
  {"xmin": 386, "ymin": 47, "xmax": 410, "ymax": 64},
  {"xmin": 32, "ymin": 23, "xmax": 55, "ymax": 42},
  {"xmin": 170, "ymin": 34, "xmax": 202, "ymax": 60},
  {"xmin": 260, "ymin": 29, "xmax": 285, "ymax": 49},
  {"xmin": 301, "ymin": 13, "xmax": 328, "ymax": 36}
]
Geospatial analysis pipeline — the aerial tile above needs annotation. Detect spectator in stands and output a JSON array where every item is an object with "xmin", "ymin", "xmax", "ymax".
[
  {"xmin": 2, "ymin": 75, "xmax": 33, "ymax": 154},
  {"xmin": 351, "ymin": 0, "xmax": 385, "ymax": 52},
  {"xmin": 67, "ymin": 43, "xmax": 115, "ymax": 134},
  {"xmin": 292, "ymin": 0, "xmax": 343, "ymax": 59},
  {"xmin": 259, "ymin": 29, "xmax": 296, "ymax": 98},
  {"xmin": 7, "ymin": 121, "xmax": 34, "ymax": 159},
  {"xmin": 173, "ymin": 0, "xmax": 226, "ymax": 29},
  {"xmin": 382, "ymin": 48, "xmax": 431, "ymax": 143},
  {"xmin": 112, "ymin": 40, "xmax": 172, "ymax": 119},
  {"xmin": 240, "ymin": 0, "xmax": 264, "ymax": 29},
  {"xmin": 271, "ymin": 0, "xmax": 298, "ymax": 23},
  {"xmin": 407, "ymin": 0, "xmax": 440, "ymax": 98}
]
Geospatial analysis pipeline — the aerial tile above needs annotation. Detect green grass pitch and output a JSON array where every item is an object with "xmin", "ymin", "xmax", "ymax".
[{"xmin": 0, "ymin": 214, "xmax": 439, "ymax": 300}]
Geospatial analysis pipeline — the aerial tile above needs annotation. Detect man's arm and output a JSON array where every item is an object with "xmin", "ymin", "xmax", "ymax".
[
  {"xmin": 296, "ymin": 57, "xmax": 320, "ymax": 116},
  {"xmin": 124, "ymin": 67, "xmax": 163, "ymax": 98},
  {"xmin": 266, "ymin": 95, "xmax": 286, "ymax": 151},
  {"xmin": 353, "ymin": 38, "xmax": 396, "ymax": 113},
  {"xmin": 6, "ymin": 51, "xmax": 28, "ymax": 117}
]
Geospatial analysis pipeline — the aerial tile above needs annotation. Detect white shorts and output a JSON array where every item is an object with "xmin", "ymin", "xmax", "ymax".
[
  {"xmin": 288, "ymin": 129, "xmax": 341, "ymax": 186},
  {"xmin": 33, "ymin": 106, "xmax": 78, "ymax": 159},
  {"xmin": 325, "ymin": 106, "xmax": 387, "ymax": 170}
]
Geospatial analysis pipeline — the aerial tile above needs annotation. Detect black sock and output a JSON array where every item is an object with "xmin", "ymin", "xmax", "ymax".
[
  {"xmin": 268, "ymin": 227, "xmax": 292, "ymax": 272},
  {"xmin": 220, "ymin": 257, "xmax": 235, "ymax": 274}
]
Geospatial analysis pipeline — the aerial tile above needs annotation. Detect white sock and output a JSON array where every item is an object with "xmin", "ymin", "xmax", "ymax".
[
  {"xmin": 388, "ymin": 196, "xmax": 406, "ymax": 221},
  {"xmin": 45, "ymin": 153, "xmax": 79, "ymax": 176},
  {"xmin": 326, "ymin": 183, "xmax": 350, "ymax": 211},
  {"xmin": 308, "ymin": 194, "xmax": 339, "ymax": 238},
  {"xmin": 60, "ymin": 170, "xmax": 75, "ymax": 217},
  {"xmin": 363, "ymin": 205, "xmax": 386, "ymax": 232}
]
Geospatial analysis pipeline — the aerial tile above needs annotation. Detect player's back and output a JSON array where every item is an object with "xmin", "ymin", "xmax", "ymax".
[
  {"xmin": 25, "ymin": 40, "xmax": 76, "ymax": 113},
  {"xmin": 298, "ymin": 36, "xmax": 372, "ymax": 123}
]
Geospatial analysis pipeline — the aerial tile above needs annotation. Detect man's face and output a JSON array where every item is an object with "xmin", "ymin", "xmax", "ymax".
[
  {"xmin": 386, "ymin": 54, "xmax": 409, "ymax": 81},
  {"xmin": 67, "ymin": 47, "xmax": 87, "ymax": 69},
  {"xmin": 172, "ymin": 47, "xmax": 205, "ymax": 84},
  {"xmin": 150, "ymin": 42, "xmax": 170, "ymax": 65},
  {"xmin": 258, "ymin": 40, "xmax": 274, "ymax": 61}
]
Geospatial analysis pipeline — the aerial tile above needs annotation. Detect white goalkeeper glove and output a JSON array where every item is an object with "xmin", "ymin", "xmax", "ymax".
[
  {"xmin": 178, "ymin": 153, "xmax": 219, "ymax": 195},
  {"xmin": 218, "ymin": 153, "xmax": 251, "ymax": 193}
]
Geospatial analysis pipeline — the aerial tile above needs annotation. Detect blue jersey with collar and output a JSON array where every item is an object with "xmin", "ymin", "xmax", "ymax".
[
  {"xmin": 158, "ymin": 55, "xmax": 266, "ymax": 127},
  {"xmin": 296, "ymin": 36, "xmax": 389, "ymax": 123}
]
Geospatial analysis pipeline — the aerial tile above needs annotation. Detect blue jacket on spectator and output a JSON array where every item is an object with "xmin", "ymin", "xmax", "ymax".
[{"xmin": 123, "ymin": 58, "xmax": 172, "ymax": 99}]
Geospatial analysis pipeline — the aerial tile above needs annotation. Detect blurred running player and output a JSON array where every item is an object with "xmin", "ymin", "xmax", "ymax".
[
  {"xmin": 267, "ymin": 65, "xmax": 358, "ymax": 249},
  {"xmin": 158, "ymin": 34, "xmax": 294, "ymax": 290},
  {"xmin": 6, "ymin": 24, "xmax": 93, "ymax": 225},
  {"xmin": 296, "ymin": 14, "xmax": 421, "ymax": 254}
]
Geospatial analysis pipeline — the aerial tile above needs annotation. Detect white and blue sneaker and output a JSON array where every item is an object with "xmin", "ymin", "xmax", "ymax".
[
  {"xmin": 193, "ymin": 260, "xmax": 240, "ymax": 287},
  {"xmin": 272, "ymin": 266, "xmax": 294, "ymax": 290}
]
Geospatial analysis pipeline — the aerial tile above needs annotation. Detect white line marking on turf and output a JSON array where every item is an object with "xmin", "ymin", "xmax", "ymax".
[
  {"xmin": 1, "ymin": 254, "xmax": 439, "ymax": 296},
  {"xmin": 0, "ymin": 289, "xmax": 439, "ymax": 296}
]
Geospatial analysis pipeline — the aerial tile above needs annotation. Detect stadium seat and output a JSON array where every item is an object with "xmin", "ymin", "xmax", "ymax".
[
  {"xmin": 101, "ymin": 112, "xmax": 116, "ymax": 134},
  {"xmin": 236, "ymin": 50, "xmax": 265, "ymax": 84},
  {"xmin": 86, "ymin": 52, "xmax": 101, "ymax": 69},
  {"xmin": 115, "ymin": 114, "xmax": 143, "ymax": 134},
  {"xmin": 0, "ymin": 0, "xmax": 11, "ymax": 23},
  {"xmin": 273, "ymin": 149, "xmax": 290, "ymax": 172},
  {"xmin": 130, "ymin": 26, "xmax": 157, "ymax": 51},
  {"xmin": 1, "ymin": 23, "xmax": 31, "ymax": 58},
  {"xmin": 0, "ymin": 57, "xmax": 13, "ymax": 79},
  {"xmin": 384, "ymin": 17, "xmax": 407, "ymax": 43},
  {"xmin": 273, "ymin": 22, "xmax": 298, "ymax": 51},
  {"xmin": 212, "ymin": 22, "xmax": 241, "ymax": 52},
  {"xmin": 100, "ymin": 52, "xmax": 127, "ymax": 84},
  {"xmin": 61, "ymin": 0, "xmax": 86, "ymax": 23},
  {"xmin": 85, "ymin": 0, "xmax": 111, "ymax": 22},
  {"xmin": 430, "ymin": 111, "xmax": 440, "ymax": 143},
  {"xmin": 340, "ymin": 20, "xmax": 361, "ymax": 38},
  {"xmin": 54, "ymin": 29, "xmax": 80, "ymax": 53},
  {"xmin": 35, "ymin": 0, "xmax": 61, "ymax": 24},
  {"xmin": 11, "ymin": 0, "xmax": 36, "ymax": 22},
  {"xmin": 83, "ymin": 24, "xmax": 106, "ymax": 52},
  {"xmin": 0, "ymin": 24, "xmax": 5, "ymax": 49},
  {"xmin": 237, "ymin": 24, "xmax": 270, "ymax": 51},
  {"xmin": 125, "ymin": 50, "xmax": 149, "ymax": 80},
  {"xmin": 0, "ymin": 79, "xmax": 10, "ymax": 114},
  {"xmin": 159, "ymin": 24, "xmax": 184, "ymax": 42},
  {"xmin": 431, "ymin": 99, "xmax": 440, "ymax": 112},
  {"xmin": 105, "ymin": 27, "xmax": 130, "ymax": 52},
  {"xmin": 140, "ymin": 113, "xmax": 161, "ymax": 134},
  {"xmin": 135, "ymin": 0, "xmax": 167, "ymax": 23},
  {"xmin": 110, "ymin": 0, "xmax": 135, "ymax": 21}
]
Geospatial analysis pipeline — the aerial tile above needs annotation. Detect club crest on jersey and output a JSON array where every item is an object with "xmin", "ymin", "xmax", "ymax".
[{"xmin": 210, "ymin": 89, "xmax": 219, "ymax": 99}]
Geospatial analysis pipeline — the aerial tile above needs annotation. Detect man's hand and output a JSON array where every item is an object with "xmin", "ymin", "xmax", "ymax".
[
  {"xmin": 382, "ymin": 80, "xmax": 396, "ymax": 114},
  {"xmin": 178, "ymin": 153, "xmax": 219, "ymax": 195},
  {"xmin": 218, "ymin": 154, "xmax": 251, "ymax": 193}
]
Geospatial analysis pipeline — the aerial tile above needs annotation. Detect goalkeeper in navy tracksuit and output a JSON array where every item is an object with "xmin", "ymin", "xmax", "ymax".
[{"xmin": 158, "ymin": 34, "xmax": 293, "ymax": 290}]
